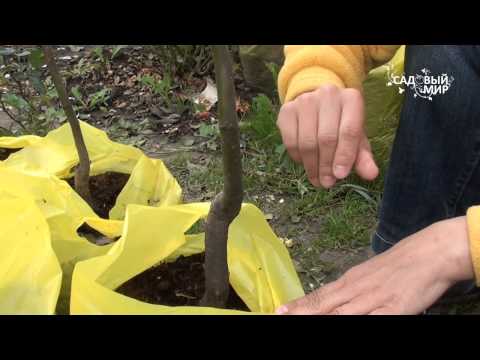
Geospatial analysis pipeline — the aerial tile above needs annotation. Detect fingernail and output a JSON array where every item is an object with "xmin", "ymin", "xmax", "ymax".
[
  {"xmin": 321, "ymin": 176, "xmax": 336, "ymax": 188},
  {"xmin": 334, "ymin": 165, "xmax": 349, "ymax": 179},
  {"xmin": 275, "ymin": 305, "xmax": 288, "ymax": 315}
]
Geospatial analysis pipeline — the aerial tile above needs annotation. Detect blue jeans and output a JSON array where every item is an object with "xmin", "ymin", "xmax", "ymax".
[{"xmin": 372, "ymin": 46, "xmax": 480, "ymax": 291}]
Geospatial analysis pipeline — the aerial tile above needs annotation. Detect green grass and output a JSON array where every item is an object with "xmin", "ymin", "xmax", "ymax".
[{"xmin": 316, "ymin": 196, "xmax": 377, "ymax": 250}]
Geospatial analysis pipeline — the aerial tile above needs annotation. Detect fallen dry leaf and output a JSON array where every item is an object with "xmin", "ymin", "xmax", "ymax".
[
  {"xmin": 236, "ymin": 97, "xmax": 250, "ymax": 113},
  {"xmin": 195, "ymin": 111, "xmax": 211, "ymax": 121}
]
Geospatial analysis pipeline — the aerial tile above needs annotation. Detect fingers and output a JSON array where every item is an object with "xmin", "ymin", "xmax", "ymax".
[
  {"xmin": 328, "ymin": 289, "xmax": 387, "ymax": 315},
  {"xmin": 333, "ymin": 89, "xmax": 364, "ymax": 180},
  {"xmin": 277, "ymin": 102, "xmax": 301, "ymax": 163},
  {"xmin": 355, "ymin": 136, "xmax": 379, "ymax": 181},
  {"xmin": 317, "ymin": 86, "xmax": 341, "ymax": 188},
  {"xmin": 277, "ymin": 86, "xmax": 376, "ymax": 188},
  {"xmin": 276, "ymin": 277, "xmax": 352, "ymax": 315},
  {"xmin": 297, "ymin": 93, "xmax": 320, "ymax": 187}
]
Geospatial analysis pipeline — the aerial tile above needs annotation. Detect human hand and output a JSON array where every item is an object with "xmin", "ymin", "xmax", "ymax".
[
  {"xmin": 277, "ymin": 85, "xmax": 379, "ymax": 189},
  {"xmin": 276, "ymin": 217, "xmax": 475, "ymax": 315}
]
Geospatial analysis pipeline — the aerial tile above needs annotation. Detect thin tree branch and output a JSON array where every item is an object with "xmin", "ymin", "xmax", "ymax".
[
  {"xmin": 200, "ymin": 45, "xmax": 244, "ymax": 309},
  {"xmin": 0, "ymin": 98, "xmax": 28, "ymax": 131},
  {"xmin": 42, "ymin": 45, "xmax": 92, "ymax": 205}
]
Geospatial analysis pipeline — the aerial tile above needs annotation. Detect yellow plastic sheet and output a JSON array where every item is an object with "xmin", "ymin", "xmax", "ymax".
[
  {"xmin": 0, "ymin": 164, "xmax": 111, "ymax": 265},
  {"xmin": 2, "ymin": 121, "xmax": 182, "ymax": 219},
  {"xmin": 3, "ymin": 121, "xmax": 142, "ymax": 178},
  {"xmin": 0, "ymin": 134, "xmax": 42, "ymax": 150},
  {"xmin": 71, "ymin": 202, "xmax": 305, "ymax": 315},
  {"xmin": 0, "ymin": 197, "xmax": 62, "ymax": 314},
  {"xmin": 0, "ymin": 122, "xmax": 182, "ymax": 313},
  {"xmin": 364, "ymin": 45, "xmax": 405, "ymax": 140},
  {"xmin": 109, "ymin": 154, "xmax": 182, "ymax": 220}
]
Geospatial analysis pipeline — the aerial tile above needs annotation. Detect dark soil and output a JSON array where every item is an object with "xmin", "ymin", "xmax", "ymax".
[
  {"xmin": 67, "ymin": 171, "xmax": 130, "ymax": 219},
  {"xmin": 116, "ymin": 253, "xmax": 250, "ymax": 311},
  {"xmin": 0, "ymin": 147, "xmax": 20, "ymax": 160}
]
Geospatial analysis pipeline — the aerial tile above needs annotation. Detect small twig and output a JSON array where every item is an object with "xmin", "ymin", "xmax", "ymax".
[
  {"xmin": 12, "ymin": 76, "xmax": 41, "ymax": 115},
  {"xmin": 0, "ymin": 98, "xmax": 28, "ymax": 131},
  {"xmin": 175, "ymin": 292, "xmax": 197, "ymax": 300}
]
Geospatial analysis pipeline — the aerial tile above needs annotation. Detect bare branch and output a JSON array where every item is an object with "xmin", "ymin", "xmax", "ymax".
[
  {"xmin": 0, "ymin": 98, "xmax": 28, "ymax": 132},
  {"xmin": 200, "ymin": 45, "xmax": 244, "ymax": 308},
  {"xmin": 42, "ymin": 45, "xmax": 92, "ymax": 205}
]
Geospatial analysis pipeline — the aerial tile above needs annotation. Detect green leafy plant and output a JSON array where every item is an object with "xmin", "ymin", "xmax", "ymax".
[
  {"xmin": 71, "ymin": 86, "xmax": 111, "ymax": 111},
  {"xmin": 150, "ymin": 45, "xmax": 213, "ymax": 76},
  {"xmin": 140, "ymin": 73, "xmax": 193, "ymax": 114},
  {"xmin": 93, "ymin": 45, "xmax": 128, "ymax": 66},
  {"xmin": 111, "ymin": 45, "xmax": 128, "ymax": 60},
  {"xmin": 244, "ymin": 94, "xmax": 281, "ymax": 146},
  {"xmin": 67, "ymin": 57, "xmax": 96, "ymax": 79},
  {"xmin": 93, "ymin": 46, "xmax": 103, "ymax": 59},
  {"xmin": 0, "ymin": 46, "xmax": 63, "ymax": 136},
  {"xmin": 266, "ymin": 62, "xmax": 281, "ymax": 99},
  {"xmin": 140, "ymin": 73, "xmax": 172, "ymax": 100},
  {"xmin": 88, "ymin": 88, "xmax": 110, "ymax": 110}
]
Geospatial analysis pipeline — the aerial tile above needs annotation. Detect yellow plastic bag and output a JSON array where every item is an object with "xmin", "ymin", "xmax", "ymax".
[
  {"xmin": 3, "ymin": 121, "xmax": 142, "ymax": 178},
  {"xmin": 365, "ymin": 46, "xmax": 405, "ymax": 134},
  {"xmin": 364, "ymin": 46, "xmax": 405, "ymax": 162},
  {"xmin": 109, "ymin": 154, "xmax": 182, "ymax": 220},
  {"xmin": 0, "ymin": 164, "xmax": 111, "ymax": 266},
  {"xmin": 0, "ymin": 122, "xmax": 182, "ymax": 313},
  {"xmin": 2, "ymin": 121, "xmax": 182, "ymax": 219},
  {"xmin": 0, "ymin": 134, "xmax": 42, "ymax": 150},
  {"xmin": 0, "ymin": 164, "xmax": 116, "ymax": 313},
  {"xmin": 71, "ymin": 202, "xmax": 305, "ymax": 314},
  {"xmin": 0, "ymin": 197, "xmax": 62, "ymax": 314}
]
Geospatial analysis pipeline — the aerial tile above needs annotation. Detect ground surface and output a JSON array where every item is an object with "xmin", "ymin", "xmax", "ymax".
[
  {"xmin": 117, "ymin": 253, "xmax": 249, "ymax": 311},
  {"xmin": 1, "ymin": 45, "xmax": 478, "ymax": 314}
]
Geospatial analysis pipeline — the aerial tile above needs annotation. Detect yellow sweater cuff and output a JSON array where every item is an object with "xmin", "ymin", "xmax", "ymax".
[
  {"xmin": 467, "ymin": 206, "xmax": 480, "ymax": 286},
  {"xmin": 281, "ymin": 67, "xmax": 345, "ymax": 104}
]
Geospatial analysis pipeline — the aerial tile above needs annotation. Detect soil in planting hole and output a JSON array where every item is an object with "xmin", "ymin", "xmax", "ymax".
[
  {"xmin": 116, "ymin": 253, "xmax": 250, "ymax": 311},
  {"xmin": 67, "ymin": 171, "xmax": 130, "ymax": 219},
  {"xmin": 0, "ymin": 148, "xmax": 20, "ymax": 160}
]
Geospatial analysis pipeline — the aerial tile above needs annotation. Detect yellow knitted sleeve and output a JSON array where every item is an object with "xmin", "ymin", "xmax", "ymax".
[
  {"xmin": 277, "ymin": 45, "xmax": 401, "ymax": 104},
  {"xmin": 467, "ymin": 206, "xmax": 480, "ymax": 285}
]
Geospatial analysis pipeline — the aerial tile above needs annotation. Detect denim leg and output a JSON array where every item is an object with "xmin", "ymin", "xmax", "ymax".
[{"xmin": 372, "ymin": 45, "xmax": 480, "ymax": 254}]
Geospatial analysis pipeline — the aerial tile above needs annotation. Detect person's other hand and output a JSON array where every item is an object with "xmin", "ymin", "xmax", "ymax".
[
  {"xmin": 276, "ymin": 217, "xmax": 475, "ymax": 315},
  {"xmin": 277, "ymin": 85, "xmax": 379, "ymax": 188}
]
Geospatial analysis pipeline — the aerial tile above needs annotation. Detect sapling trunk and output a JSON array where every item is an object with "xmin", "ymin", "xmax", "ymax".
[
  {"xmin": 200, "ymin": 46, "xmax": 244, "ymax": 308},
  {"xmin": 42, "ymin": 45, "xmax": 92, "ymax": 205}
]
